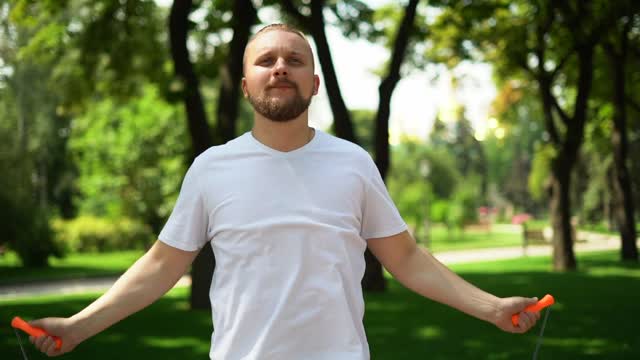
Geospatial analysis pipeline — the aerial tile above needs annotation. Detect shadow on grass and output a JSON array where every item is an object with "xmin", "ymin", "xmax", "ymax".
[
  {"xmin": 0, "ymin": 266, "xmax": 125, "ymax": 286},
  {"xmin": 365, "ymin": 267, "xmax": 639, "ymax": 359},
  {"xmin": 0, "ymin": 250, "xmax": 143, "ymax": 286},
  {"xmin": 2, "ymin": 253, "xmax": 638, "ymax": 359},
  {"xmin": 1, "ymin": 289, "xmax": 212, "ymax": 359}
]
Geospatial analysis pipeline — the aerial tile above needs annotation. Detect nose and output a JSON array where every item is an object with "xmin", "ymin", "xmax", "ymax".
[{"xmin": 273, "ymin": 57, "xmax": 288, "ymax": 77}]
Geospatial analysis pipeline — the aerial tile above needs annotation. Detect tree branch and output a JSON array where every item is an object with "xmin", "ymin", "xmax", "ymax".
[
  {"xmin": 280, "ymin": 0, "xmax": 310, "ymax": 26},
  {"xmin": 550, "ymin": 50, "xmax": 572, "ymax": 79},
  {"xmin": 550, "ymin": 92, "xmax": 571, "ymax": 125},
  {"xmin": 627, "ymin": 95, "xmax": 640, "ymax": 114}
]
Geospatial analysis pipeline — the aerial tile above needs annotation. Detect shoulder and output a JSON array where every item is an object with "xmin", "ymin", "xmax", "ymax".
[
  {"xmin": 316, "ymin": 130, "xmax": 373, "ymax": 163},
  {"xmin": 188, "ymin": 133, "xmax": 252, "ymax": 174},
  {"xmin": 194, "ymin": 133, "xmax": 252, "ymax": 162}
]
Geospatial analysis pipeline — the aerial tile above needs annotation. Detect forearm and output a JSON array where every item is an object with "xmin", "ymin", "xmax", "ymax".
[
  {"xmin": 69, "ymin": 243, "xmax": 191, "ymax": 342},
  {"xmin": 392, "ymin": 246, "xmax": 500, "ymax": 323}
]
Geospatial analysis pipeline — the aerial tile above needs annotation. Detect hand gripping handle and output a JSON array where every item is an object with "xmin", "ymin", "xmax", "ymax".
[
  {"xmin": 511, "ymin": 294, "xmax": 555, "ymax": 326},
  {"xmin": 11, "ymin": 316, "xmax": 62, "ymax": 350}
]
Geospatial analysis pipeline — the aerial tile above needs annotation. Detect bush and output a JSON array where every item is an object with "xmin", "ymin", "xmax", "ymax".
[
  {"xmin": 0, "ymin": 191, "xmax": 62, "ymax": 267},
  {"xmin": 53, "ymin": 216, "xmax": 154, "ymax": 252},
  {"xmin": 14, "ymin": 208, "xmax": 62, "ymax": 267},
  {"xmin": 446, "ymin": 178, "xmax": 481, "ymax": 231}
]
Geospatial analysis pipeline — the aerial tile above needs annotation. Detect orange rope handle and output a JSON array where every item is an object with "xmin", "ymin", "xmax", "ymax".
[
  {"xmin": 11, "ymin": 316, "xmax": 62, "ymax": 350},
  {"xmin": 511, "ymin": 294, "xmax": 555, "ymax": 326}
]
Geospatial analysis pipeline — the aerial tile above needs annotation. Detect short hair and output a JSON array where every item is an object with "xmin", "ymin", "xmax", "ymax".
[{"xmin": 243, "ymin": 23, "xmax": 315, "ymax": 73}]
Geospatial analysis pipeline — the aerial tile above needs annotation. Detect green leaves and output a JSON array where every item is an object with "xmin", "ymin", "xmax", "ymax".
[
  {"xmin": 528, "ymin": 143, "xmax": 555, "ymax": 201},
  {"xmin": 69, "ymin": 85, "xmax": 188, "ymax": 233}
]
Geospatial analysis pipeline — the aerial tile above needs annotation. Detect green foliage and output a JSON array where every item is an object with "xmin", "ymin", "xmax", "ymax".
[
  {"xmin": 429, "ymin": 199, "xmax": 450, "ymax": 224},
  {"xmin": 0, "ymin": 191, "xmax": 61, "ymax": 267},
  {"xmin": 367, "ymin": 1, "xmax": 429, "ymax": 75},
  {"xmin": 528, "ymin": 143, "xmax": 555, "ymax": 201},
  {"xmin": 349, "ymin": 108, "xmax": 376, "ymax": 155},
  {"xmin": 69, "ymin": 85, "xmax": 188, "ymax": 233},
  {"xmin": 326, "ymin": 0, "xmax": 380, "ymax": 40},
  {"xmin": 52, "ymin": 215, "xmax": 153, "ymax": 253},
  {"xmin": 423, "ymin": 149, "xmax": 459, "ymax": 199},
  {"xmin": 485, "ymin": 81, "xmax": 546, "ymax": 212},
  {"xmin": 388, "ymin": 139, "xmax": 432, "ymax": 239},
  {"xmin": 0, "ymin": 38, "xmax": 63, "ymax": 267},
  {"xmin": 576, "ymin": 106, "xmax": 614, "ymax": 222},
  {"xmin": 427, "ymin": 107, "xmax": 488, "ymax": 207},
  {"xmin": 388, "ymin": 138, "xmax": 467, "ymax": 239},
  {"xmin": 447, "ymin": 176, "xmax": 482, "ymax": 230},
  {"xmin": 9, "ymin": 0, "xmax": 172, "ymax": 110}
]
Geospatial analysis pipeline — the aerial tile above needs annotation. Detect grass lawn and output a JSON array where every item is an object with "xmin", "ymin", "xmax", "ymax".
[
  {"xmin": 0, "ymin": 250, "xmax": 144, "ymax": 286},
  {"xmin": 1, "ymin": 250, "xmax": 638, "ymax": 359},
  {"xmin": 1, "ymin": 224, "xmax": 527, "ymax": 285},
  {"xmin": 426, "ymin": 223, "xmax": 523, "ymax": 252}
]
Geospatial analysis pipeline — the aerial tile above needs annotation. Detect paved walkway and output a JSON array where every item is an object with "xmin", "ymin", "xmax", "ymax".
[
  {"xmin": 0, "ymin": 233, "xmax": 622, "ymax": 300},
  {"xmin": 434, "ymin": 233, "xmax": 620, "ymax": 264}
]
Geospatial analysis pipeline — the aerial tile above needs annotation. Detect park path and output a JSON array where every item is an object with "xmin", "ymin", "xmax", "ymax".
[{"xmin": 0, "ymin": 232, "xmax": 622, "ymax": 300}]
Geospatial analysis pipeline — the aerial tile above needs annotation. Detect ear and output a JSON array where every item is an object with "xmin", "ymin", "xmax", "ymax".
[
  {"xmin": 241, "ymin": 78, "xmax": 248, "ymax": 98},
  {"xmin": 312, "ymin": 74, "xmax": 320, "ymax": 95}
]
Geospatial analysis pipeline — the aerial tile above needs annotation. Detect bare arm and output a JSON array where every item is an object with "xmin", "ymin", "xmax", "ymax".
[
  {"xmin": 367, "ymin": 230, "xmax": 539, "ymax": 333},
  {"xmin": 29, "ymin": 240, "xmax": 199, "ymax": 356}
]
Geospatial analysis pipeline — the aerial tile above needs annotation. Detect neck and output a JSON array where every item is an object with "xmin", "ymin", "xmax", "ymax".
[{"xmin": 251, "ymin": 113, "xmax": 314, "ymax": 152}]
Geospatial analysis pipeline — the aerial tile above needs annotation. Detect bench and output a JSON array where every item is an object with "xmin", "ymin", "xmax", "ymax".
[
  {"xmin": 523, "ymin": 228, "xmax": 547, "ymax": 244},
  {"xmin": 464, "ymin": 223, "xmax": 492, "ymax": 232}
]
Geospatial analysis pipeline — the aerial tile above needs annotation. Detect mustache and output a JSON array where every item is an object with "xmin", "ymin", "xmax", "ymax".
[{"xmin": 267, "ymin": 80, "xmax": 298, "ymax": 89}]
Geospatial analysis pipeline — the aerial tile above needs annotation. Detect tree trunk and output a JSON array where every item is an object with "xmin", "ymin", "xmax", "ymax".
[
  {"xmin": 374, "ymin": 0, "xmax": 418, "ymax": 180},
  {"xmin": 549, "ymin": 157, "xmax": 577, "ymax": 270},
  {"xmin": 169, "ymin": 0, "xmax": 212, "ymax": 159},
  {"xmin": 215, "ymin": 0, "xmax": 256, "ymax": 145},
  {"xmin": 607, "ymin": 30, "xmax": 638, "ymax": 262},
  {"xmin": 364, "ymin": 0, "xmax": 419, "ymax": 292},
  {"xmin": 169, "ymin": 0, "xmax": 215, "ymax": 310},
  {"xmin": 538, "ymin": 40, "xmax": 594, "ymax": 271},
  {"xmin": 309, "ymin": 0, "xmax": 356, "ymax": 143},
  {"xmin": 185, "ymin": 0, "xmax": 259, "ymax": 311}
]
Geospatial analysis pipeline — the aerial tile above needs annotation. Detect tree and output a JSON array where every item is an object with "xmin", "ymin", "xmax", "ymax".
[
  {"xmin": 169, "ymin": 0, "xmax": 212, "ymax": 159},
  {"xmin": 387, "ymin": 139, "xmax": 432, "ymax": 243},
  {"xmin": 601, "ymin": 1, "xmax": 639, "ymax": 262},
  {"xmin": 0, "ymin": 1, "xmax": 79, "ymax": 266},
  {"xmin": 488, "ymin": 80, "xmax": 546, "ymax": 214},
  {"xmin": 428, "ymin": 0, "xmax": 609, "ymax": 270},
  {"xmin": 68, "ymin": 85, "xmax": 188, "ymax": 236},
  {"xmin": 6, "ymin": 0, "xmax": 174, "ymax": 224},
  {"xmin": 169, "ymin": 0, "xmax": 259, "ymax": 309},
  {"xmin": 366, "ymin": 0, "xmax": 421, "ymax": 291},
  {"xmin": 279, "ymin": 0, "xmax": 364, "ymax": 143}
]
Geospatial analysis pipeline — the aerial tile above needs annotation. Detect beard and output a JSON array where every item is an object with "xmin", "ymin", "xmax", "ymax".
[{"xmin": 247, "ymin": 82, "xmax": 313, "ymax": 122}]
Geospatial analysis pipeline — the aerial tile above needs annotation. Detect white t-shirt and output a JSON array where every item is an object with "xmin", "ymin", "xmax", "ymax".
[{"xmin": 159, "ymin": 129, "xmax": 407, "ymax": 360}]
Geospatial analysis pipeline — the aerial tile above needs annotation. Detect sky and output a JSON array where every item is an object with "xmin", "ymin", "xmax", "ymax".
[
  {"xmin": 157, "ymin": 0, "xmax": 498, "ymax": 143},
  {"xmin": 305, "ymin": 25, "xmax": 497, "ymax": 144}
]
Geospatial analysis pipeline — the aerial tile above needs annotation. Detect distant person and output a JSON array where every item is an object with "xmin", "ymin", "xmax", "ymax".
[{"xmin": 28, "ymin": 24, "xmax": 540, "ymax": 359}]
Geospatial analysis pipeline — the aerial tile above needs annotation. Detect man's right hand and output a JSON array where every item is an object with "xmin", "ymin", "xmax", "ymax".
[{"xmin": 27, "ymin": 317, "xmax": 82, "ymax": 356}]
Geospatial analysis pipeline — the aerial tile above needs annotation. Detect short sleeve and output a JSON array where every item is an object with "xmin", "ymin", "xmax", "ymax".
[
  {"xmin": 360, "ymin": 156, "xmax": 407, "ymax": 239},
  {"xmin": 158, "ymin": 158, "xmax": 209, "ymax": 251}
]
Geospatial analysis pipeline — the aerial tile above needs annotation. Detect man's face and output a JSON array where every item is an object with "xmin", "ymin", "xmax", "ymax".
[{"xmin": 242, "ymin": 30, "xmax": 320, "ymax": 122}]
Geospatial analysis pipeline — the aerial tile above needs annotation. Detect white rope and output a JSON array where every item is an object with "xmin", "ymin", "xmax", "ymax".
[
  {"xmin": 532, "ymin": 307, "xmax": 551, "ymax": 360},
  {"xmin": 14, "ymin": 328, "xmax": 29, "ymax": 360}
]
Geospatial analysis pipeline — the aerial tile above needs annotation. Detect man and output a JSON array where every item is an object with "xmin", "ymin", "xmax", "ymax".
[{"xmin": 28, "ymin": 24, "xmax": 540, "ymax": 359}]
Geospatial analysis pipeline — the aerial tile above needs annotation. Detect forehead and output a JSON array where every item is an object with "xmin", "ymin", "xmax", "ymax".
[{"xmin": 247, "ymin": 30, "xmax": 312, "ymax": 59}]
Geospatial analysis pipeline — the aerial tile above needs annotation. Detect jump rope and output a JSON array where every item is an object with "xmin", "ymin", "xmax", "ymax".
[{"xmin": 10, "ymin": 294, "xmax": 555, "ymax": 359}]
